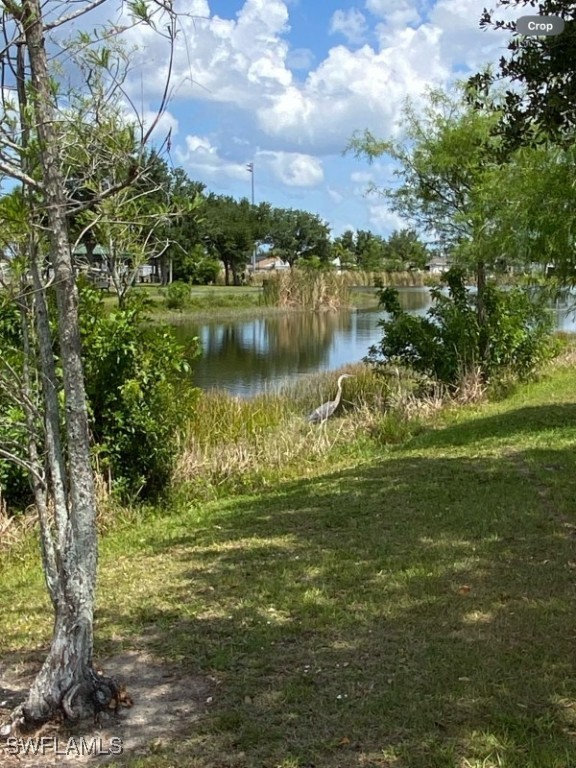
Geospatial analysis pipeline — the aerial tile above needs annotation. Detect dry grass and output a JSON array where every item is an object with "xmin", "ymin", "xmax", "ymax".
[{"xmin": 172, "ymin": 364, "xmax": 448, "ymax": 501}]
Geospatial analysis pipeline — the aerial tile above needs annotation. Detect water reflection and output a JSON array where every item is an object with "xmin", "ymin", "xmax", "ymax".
[{"xmin": 173, "ymin": 287, "xmax": 576, "ymax": 397}]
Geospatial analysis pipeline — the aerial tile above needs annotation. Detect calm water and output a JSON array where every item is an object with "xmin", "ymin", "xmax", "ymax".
[{"xmin": 173, "ymin": 287, "xmax": 576, "ymax": 398}]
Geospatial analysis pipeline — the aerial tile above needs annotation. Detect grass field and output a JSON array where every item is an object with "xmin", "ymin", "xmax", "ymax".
[{"xmin": 2, "ymin": 366, "xmax": 576, "ymax": 766}]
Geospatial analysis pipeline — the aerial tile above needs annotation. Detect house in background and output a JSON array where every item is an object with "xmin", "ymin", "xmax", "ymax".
[
  {"xmin": 425, "ymin": 254, "xmax": 451, "ymax": 274},
  {"xmin": 251, "ymin": 254, "xmax": 290, "ymax": 271},
  {"xmin": 72, "ymin": 244, "xmax": 173, "ymax": 286}
]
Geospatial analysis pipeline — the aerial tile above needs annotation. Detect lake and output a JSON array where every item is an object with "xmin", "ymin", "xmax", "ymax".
[{"xmin": 173, "ymin": 287, "xmax": 576, "ymax": 398}]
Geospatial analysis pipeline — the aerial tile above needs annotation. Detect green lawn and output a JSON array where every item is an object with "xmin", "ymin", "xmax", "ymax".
[{"xmin": 2, "ymin": 367, "xmax": 576, "ymax": 766}]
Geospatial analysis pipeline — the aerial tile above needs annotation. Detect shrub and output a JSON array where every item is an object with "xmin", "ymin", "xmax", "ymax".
[
  {"xmin": 0, "ymin": 283, "xmax": 201, "ymax": 510},
  {"xmin": 165, "ymin": 280, "xmax": 190, "ymax": 310},
  {"xmin": 366, "ymin": 268, "xmax": 557, "ymax": 390},
  {"xmin": 79, "ymin": 285, "xmax": 200, "ymax": 500}
]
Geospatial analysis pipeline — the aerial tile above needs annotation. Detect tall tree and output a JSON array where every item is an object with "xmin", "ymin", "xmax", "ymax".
[
  {"xmin": 267, "ymin": 208, "xmax": 331, "ymax": 268},
  {"xmin": 355, "ymin": 229, "xmax": 387, "ymax": 271},
  {"xmin": 348, "ymin": 85, "xmax": 509, "ymax": 357},
  {"xmin": 384, "ymin": 229, "xmax": 430, "ymax": 271},
  {"xmin": 465, "ymin": 2, "xmax": 576, "ymax": 277},
  {"xmin": 0, "ymin": 0, "xmax": 179, "ymax": 732},
  {"xmin": 203, "ymin": 195, "xmax": 254, "ymax": 285}
]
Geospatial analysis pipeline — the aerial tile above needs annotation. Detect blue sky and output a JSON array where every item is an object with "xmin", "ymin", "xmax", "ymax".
[{"xmin": 112, "ymin": 0, "xmax": 517, "ymax": 239}]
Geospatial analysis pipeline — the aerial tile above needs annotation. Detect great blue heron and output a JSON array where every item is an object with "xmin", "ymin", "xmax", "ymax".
[{"xmin": 307, "ymin": 374, "xmax": 354, "ymax": 424}]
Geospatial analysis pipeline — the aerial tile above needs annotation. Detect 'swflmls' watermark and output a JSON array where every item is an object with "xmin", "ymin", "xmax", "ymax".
[{"xmin": 5, "ymin": 736, "xmax": 123, "ymax": 757}]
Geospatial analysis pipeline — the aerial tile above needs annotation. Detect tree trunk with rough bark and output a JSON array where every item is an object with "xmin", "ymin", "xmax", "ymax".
[{"xmin": 3, "ymin": 0, "xmax": 115, "ymax": 729}]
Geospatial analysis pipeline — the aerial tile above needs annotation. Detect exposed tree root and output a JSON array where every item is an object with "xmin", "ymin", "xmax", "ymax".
[{"xmin": 0, "ymin": 669, "xmax": 131, "ymax": 738}]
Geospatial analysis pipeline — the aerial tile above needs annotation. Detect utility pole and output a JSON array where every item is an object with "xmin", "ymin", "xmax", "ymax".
[{"xmin": 246, "ymin": 162, "xmax": 256, "ymax": 272}]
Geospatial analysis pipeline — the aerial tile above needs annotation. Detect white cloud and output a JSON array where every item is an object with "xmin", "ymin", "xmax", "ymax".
[
  {"xmin": 286, "ymin": 47, "xmax": 315, "ymax": 70},
  {"xmin": 106, "ymin": 0, "xmax": 525, "ymax": 234},
  {"xmin": 258, "ymin": 28, "xmax": 449, "ymax": 150},
  {"xmin": 176, "ymin": 134, "xmax": 250, "ymax": 181},
  {"xmin": 327, "ymin": 186, "xmax": 344, "ymax": 203},
  {"xmin": 261, "ymin": 151, "xmax": 324, "ymax": 187},
  {"xmin": 369, "ymin": 0, "xmax": 422, "ymax": 38},
  {"xmin": 366, "ymin": 0, "xmax": 422, "ymax": 22},
  {"xmin": 329, "ymin": 8, "xmax": 368, "ymax": 45},
  {"xmin": 123, "ymin": 0, "xmax": 292, "ymax": 109},
  {"xmin": 368, "ymin": 204, "xmax": 406, "ymax": 232},
  {"xmin": 429, "ymin": 0, "xmax": 519, "ymax": 73},
  {"xmin": 120, "ymin": 0, "xmax": 516, "ymax": 162},
  {"xmin": 350, "ymin": 171, "xmax": 373, "ymax": 183}
]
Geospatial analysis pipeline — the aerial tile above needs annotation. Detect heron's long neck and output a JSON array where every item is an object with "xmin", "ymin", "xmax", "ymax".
[{"xmin": 334, "ymin": 385, "xmax": 343, "ymax": 407}]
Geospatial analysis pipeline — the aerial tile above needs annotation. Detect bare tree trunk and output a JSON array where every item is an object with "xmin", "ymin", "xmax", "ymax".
[{"xmin": 12, "ymin": 0, "xmax": 108, "ymax": 726}]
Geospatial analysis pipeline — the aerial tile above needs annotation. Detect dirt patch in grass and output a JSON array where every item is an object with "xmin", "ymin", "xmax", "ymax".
[{"xmin": 0, "ymin": 650, "xmax": 214, "ymax": 766}]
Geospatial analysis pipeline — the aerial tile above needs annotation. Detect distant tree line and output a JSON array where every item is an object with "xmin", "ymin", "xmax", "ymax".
[{"xmin": 70, "ymin": 149, "xmax": 432, "ymax": 287}]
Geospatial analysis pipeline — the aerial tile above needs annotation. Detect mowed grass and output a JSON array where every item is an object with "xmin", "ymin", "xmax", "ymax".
[{"xmin": 2, "ymin": 367, "xmax": 576, "ymax": 766}]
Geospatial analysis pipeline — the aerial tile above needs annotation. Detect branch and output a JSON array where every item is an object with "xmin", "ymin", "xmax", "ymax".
[
  {"xmin": 67, "ymin": 165, "xmax": 145, "ymax": 214},
  {"xmin": 43, "ymin": 0, "xmax": 109, "ymax": 32},
  {"xmin": 0, "ymin": 157, "xmax": 42, "ymax": 187},
  {"xmin": 0, "ymin": 446, "xmax": 45, "ymax": 485}
]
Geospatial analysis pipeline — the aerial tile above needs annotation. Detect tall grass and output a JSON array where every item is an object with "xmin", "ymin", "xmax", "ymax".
[
  {"xmin": 262, "ymin": 271, "xmax": 351, "ymax": 310},
  {"xmin": 339, "ymin": 270, "xmax": 427, "ymax": 287},
  {"xmin": 260, "ymin": 270, "xmax": 438, "ymax": 310}
]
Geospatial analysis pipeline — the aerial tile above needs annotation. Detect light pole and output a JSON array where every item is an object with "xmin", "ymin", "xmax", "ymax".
[{"xmin": 246, "ymin": 162, "xmax": 256, "ymax": 271}]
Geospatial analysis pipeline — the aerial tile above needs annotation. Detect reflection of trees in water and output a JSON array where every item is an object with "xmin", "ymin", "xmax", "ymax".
[
  {"xmin": 170, "ymin": 289, "xmax": 446, "ymax": 391},
  {"xmin": 269, "ymin": 311, "xmax": 348, "ymax": 355},
  {"xmin": 173, "ymin": 286, "xmax": 576, "ymax": 393},
  {"xmin": 177, "ymin": 311, "xmax": 355, "ymax": 387},
  {"xmin": 396, "ymin": 287, "xmax": 431, "ymax": 312}
]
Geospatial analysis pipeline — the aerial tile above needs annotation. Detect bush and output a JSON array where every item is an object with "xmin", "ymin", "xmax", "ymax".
[
  {"xmin": 165, "ymin": 280, "xmax": 190, "ymax": 310},
  {"xmin": 0, "ymin": 295, "xmax": 32, "ymax": 512},
  {"xmin": 0, "ymin": 283, "xmax": 201, "ymax": 510},
  {"xmin": 79, "ymin": 285, "xmax": 200, "ymax": 500},
  {"xmin": 366, "ymin": 268, "xmax": 557, "ymax": 390}
]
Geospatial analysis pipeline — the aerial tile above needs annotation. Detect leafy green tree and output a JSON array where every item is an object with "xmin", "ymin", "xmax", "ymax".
[
  {"xmin": 267, "ymin": 207, "xmax": 331, "ymax": 268},
  {"xmin": 355, "ymin": 229, "xmax": 387, "ymax": 271},
  {"xmin": 348, "ymin": 85, "xmax": 510, "ymax": 358},
  {"xmin": 202, "ymin": 194, "xmax": 254, "ymax": 285},
  {"xmin": 0, "ymin": 0, "xmax": 185, "ymax": 730},
  {"xmin": 384, "ymin": 229, "xmax": 430, "ymax": 271},
  {"xmin": 181, "ymin": 244, "xmax": 221, "ymax": 285},
  {"xmin": 79, "ymin": 284, "xmax": 199, "ymax": 499},
  {"xmin": 477, "ymin": 140, "xmax": 576, "ymax": 281},
  {"xmin": 332, "ymin": 229, "xmax": 358, "ymax": 269},
  {"xmin": 464, "ymin": 2, "xmax": 576, "ymax": 279}
]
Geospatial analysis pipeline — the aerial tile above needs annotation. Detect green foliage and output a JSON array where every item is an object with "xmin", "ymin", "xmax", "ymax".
[
  {"xmin": 468, "ymin": 2, "xmax": 576, "ymax": 150},
  {"xmin": 266, "ymin": 207, "xmax": 331, "ymax": 268},
  {"xmin": 202, "ymin": 194, "xmax": 254, "ymax": 285},
  {"xmin": 366, "ymin": 268, "xmax": 556, "ymax": 388},
  {"xmin": 384, "ymin": 229, "xmax": 430, "ymax": 271},
  {"xmin": 0, "ymin": 294, "xmax": 31, "ymax": 510},
  {"xmin": 348, "ymin": 86, "xmax": 505, "ymax": 272},
  {"xmin": 173, "ymin": 243, "xmax": 220, "ymax": 285},
  {"xmin": 165, "ymin": 280, "xmax": 190, "ymax": 310},
  {"xmin": 79, "ymin": 284, "xmax": 200, "ymax": 499}
]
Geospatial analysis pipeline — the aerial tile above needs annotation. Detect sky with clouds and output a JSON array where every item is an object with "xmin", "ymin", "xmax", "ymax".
[{"xmin": 95, "ymin": 0, "xmax": 518, "ymax": 238}]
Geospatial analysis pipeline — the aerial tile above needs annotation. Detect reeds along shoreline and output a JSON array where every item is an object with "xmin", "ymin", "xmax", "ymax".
[{"xmin": 259, "ymin": 270, "xmax": 430, "ymax": 310}]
